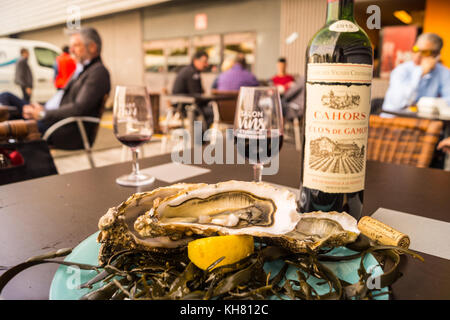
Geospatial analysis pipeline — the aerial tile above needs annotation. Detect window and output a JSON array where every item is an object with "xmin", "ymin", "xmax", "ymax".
[
  {"xmin": 143, "ymin": 32, "xmax": 256, "ymax": 74},
  {"xmin": 192, "ymin": 34, "xmax": 220, "ymax": 72},
  {"xmin": 34, "ymin": 47, "xmax": 58, "ymax": 68},
  {"xmin": 224, "ymin": 32, "xmax": 256, "ymax": 72},
  {"xmin": 143, "ymin": 38, "xmax": 190, "ymax": 73}
]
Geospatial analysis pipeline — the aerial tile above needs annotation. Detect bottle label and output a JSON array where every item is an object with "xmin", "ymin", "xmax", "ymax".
[
  {"xmin": 329, "ymin": 20, "xmax": 359, "ymax": 33},
  {"xmin": 303, "ymin": 63, "xmax": 372, "ymax": 193}
]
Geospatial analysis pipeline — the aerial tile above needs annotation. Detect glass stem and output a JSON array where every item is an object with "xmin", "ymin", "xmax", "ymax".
[
  {"xmin": 131, "ymin": 147, "xmax": 140, "ymax": 176},
  {"xmin": 253, "ymin": 163, "xmax": 263, "ymax": 182}
]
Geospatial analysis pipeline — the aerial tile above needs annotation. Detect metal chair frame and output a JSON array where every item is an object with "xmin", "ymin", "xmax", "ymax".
[{"xmin": 42, "ymin": 116, "xmax": 100, "ymax": 168}]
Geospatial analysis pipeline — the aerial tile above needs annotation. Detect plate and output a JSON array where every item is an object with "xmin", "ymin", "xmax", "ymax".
[{"xmin": 49, "ymin": 232, "xmax": 388, "ymax": 300}]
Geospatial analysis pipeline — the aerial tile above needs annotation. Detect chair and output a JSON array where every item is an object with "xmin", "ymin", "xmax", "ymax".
[
  {"xmin": 367, "ymin": 115, "xmax": 443, "ymax": 168},
  {"xmin": 42, "ymin": 94, "xmax": 108, "ymax": 168},
  {"xmin": 209, "ymin": 90, "xmax": 239, "ymax": 144},
  {"xmin": 284, "ymin": 117, "xmax": 302, "ymax": 151},
  {"xmin": 159, "ymin": 97, "xmax": 188, "ymax": 154},
  {"xmin": 0, "ymin": 120, "xmax": 57, "ymax": 185}
]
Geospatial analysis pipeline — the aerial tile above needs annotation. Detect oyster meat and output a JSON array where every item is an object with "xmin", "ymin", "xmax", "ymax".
[
  {"xmin": 134, "ymin": 180, "xmax": 300, "ymax": 238},
  {"xmin": 273, "ymin": 211, "xmax": 360, "ymax": 252}
]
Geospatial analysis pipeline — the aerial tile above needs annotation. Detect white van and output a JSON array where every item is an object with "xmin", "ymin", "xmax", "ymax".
[{"xmin": 0, "ymin": 38, "xmax": 61, "ymax": 103}]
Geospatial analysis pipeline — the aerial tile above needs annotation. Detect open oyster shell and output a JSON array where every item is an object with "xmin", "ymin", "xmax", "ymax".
[
  {"xmin": 273, "ymin": 211, "xmax": 360, "ymax": 253},
  {"xmin": 97, "ymin": 181, "xmax": 360, "ymax": 265},
  {"xmin": 134, "ymin": 180, "xmax": 301, "ymax": 238},
  {"xmin": 97, "ymin": 183, "xmax": 199, "ymax": 265}
]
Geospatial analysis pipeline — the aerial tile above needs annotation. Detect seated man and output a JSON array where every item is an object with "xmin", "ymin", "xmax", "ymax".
[
  {"xmin": 0, "ymin": 27, "xmax": 110, "ymax": 150},
  {"xmin": 382, "ymin": 33, "xmax": 450, "ymax": 113},
  {"xmin": 216, "ymin": 53, "xmax": 259, "ymax": 91},
  {"xmin": 272, "ymin": 57, "xmax": 295, "ymax": 94},
  {"xmin": 172, "ymin": 50, "xmax": 213, "ymax": 129}
]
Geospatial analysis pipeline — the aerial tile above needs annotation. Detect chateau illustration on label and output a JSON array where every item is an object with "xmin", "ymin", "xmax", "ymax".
[
  {"xmin": 309, "ymin": 137, "xmax": 365, "ymax": 174},
  {"xmin": 321, "ymin": 90, "xmax": 360, "ymax": 110}
]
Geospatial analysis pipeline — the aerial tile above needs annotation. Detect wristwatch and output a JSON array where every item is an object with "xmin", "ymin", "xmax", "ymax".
[{"xmin": 38, "ymin": 110, "xmax": 46, "ymax": 120}]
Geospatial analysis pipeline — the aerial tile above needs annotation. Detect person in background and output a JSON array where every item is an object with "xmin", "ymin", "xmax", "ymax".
[
  {"xmin": 216, "ymin": 53, "xmax": 259, "ymax": 91},
  {"xmin": 172, "ymin": 50, "xmax": 209, "ymax": 96},
  {"xmin": 382, "ymin": 33, "xmax": 450, "ymax": 113},
  {"xmin": 271, "ymin": 57, "xmax": 294, "ymax": 94},
  {"xmin": 14, "ymin": 48, "xmax": 33, "ymax": 103},
  {"xmin": 0, "ymin": 27, "xmax": 110, "ymax": 150},
  {"xmin": 281, "ymin": 75, "xmax": 305, "ymax": 120},
  {"xmin": 172, "ymin": 50, "xmax": 213, "ymax": 129},
  {"xmin": 54, "ymin": 45, "xmax": 76, "ymax": 90},
  {"xmin": 211, "ymin": 57, "xmax": 234, "ymax": 90},
  {"xmin": 437, "ymin": 137, "xmax": 450, "ymax": 154}
]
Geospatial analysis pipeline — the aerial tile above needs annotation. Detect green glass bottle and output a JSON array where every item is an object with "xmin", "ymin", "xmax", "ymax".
[{"xmin": 299, "ymin": 0, "xmax": 373, "ymax": 220}]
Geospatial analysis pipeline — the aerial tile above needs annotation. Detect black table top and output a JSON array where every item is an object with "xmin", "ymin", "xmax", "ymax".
[
  {"xmin": 1, "ymin": 144, "xmax": 449, "ymax": 299},
  {"xmin": 165, "ymin": 93, "xmax": 237, "ymax": 103}
]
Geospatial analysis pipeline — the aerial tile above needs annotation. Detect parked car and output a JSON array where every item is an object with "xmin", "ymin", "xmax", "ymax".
[{"xmin": 0, "ymin": 38, "xmax": 61, "ymax": 103}]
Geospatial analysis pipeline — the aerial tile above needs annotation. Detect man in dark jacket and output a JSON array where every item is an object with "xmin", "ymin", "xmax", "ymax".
[
  {"xmin": 172, "ymin": 51, "xmax": 208, "ymax": 95},
  {"xmin": 172, "ymin": 51, "xmax": 213, "ymax": 129},
  {"xmin": 14, "ymin": 48, "xmax": 33, "ymax": 103},
  {"xmin": 0, "ymin": 27, "xmax": 110, "ymax": 150}
]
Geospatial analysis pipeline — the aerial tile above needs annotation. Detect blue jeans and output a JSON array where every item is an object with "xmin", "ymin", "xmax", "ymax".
[{"xmin": 0, "ymin": 91, "xmax": 48, "ymax": 133}]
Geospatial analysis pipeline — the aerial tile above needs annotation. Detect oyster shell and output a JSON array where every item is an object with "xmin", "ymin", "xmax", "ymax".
[
  {"xmin": 273, "ymin": 211, "xmax": 360, "ymax": 253},
  {"xmin": 97, "ymin": 183, "xmax": 199, "ymax": 265},
  {"xmin": 97, "ymin": 181, "xmax": 360, "ymax": 265},
  {"xmin": 134, "ymin": 180, "xmax": 300, "ymax": 238}
]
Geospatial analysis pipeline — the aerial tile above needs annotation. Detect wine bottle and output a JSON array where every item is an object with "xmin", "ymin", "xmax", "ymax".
[{"xmin": 299, "ymin": 0, "xmax": 373, "ymax": 220}]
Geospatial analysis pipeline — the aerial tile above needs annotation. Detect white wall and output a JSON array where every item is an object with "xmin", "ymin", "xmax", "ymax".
[
  {"xmin": 0, "ymin": 0, "xmax": 168, "ymax": 36},
  {"xmin": 17, "ymin": 10, "xmax": 145, "ymax": 106},
  {"xmin": 142, "ymin": 0, "xmax": 281, "ymax": 79}
]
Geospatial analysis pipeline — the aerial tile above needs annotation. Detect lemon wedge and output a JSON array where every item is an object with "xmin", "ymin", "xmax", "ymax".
[{"xmin": 187, "ymin": 235, "xmax": 254, "ymax": 270}]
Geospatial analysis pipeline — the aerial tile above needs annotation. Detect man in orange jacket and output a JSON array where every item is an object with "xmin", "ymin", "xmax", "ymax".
[{"xmin": 54, "ymin": 45, "xmax": 76, "ymax": 89}]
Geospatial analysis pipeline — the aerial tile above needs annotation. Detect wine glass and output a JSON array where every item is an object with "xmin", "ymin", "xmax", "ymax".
[
  {"xmin": 113, "ymin": 85, "xmax": 155, "ymax": 187},
  {"xmin": 233, "ymin": 87, "xmax": 284, "ymax": 182}
]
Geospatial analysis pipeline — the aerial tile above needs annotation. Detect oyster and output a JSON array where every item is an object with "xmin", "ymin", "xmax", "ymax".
[
  {"xmin": 273, "ymin": 211, "xmax": 360, "ymax": 253},
  {"xmin": 97, "ymin": 181, "xmax": 360, "ymax": 265},
  {"xmin": 134, "ymin": 180, "xmax": 300, "ymax": 238},
  {"xmin": 97, "ymin": 183, "xmax": 199, "ymax": 265}
]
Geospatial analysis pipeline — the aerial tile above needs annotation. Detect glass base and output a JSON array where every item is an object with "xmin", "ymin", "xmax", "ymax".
[{"xmin": 116, "ymin": 173, "xmax": 155, "ymax": 187}]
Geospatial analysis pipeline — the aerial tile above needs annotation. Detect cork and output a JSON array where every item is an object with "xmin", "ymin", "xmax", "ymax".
[{"xmin": 357, "ymin": 216, "xmax": 410, "ymax": 249}]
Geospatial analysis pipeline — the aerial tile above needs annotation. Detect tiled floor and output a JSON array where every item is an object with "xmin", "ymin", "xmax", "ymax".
[{"xmin": 53, "ymin": 139, "xmax": 174, "ymax": 174}]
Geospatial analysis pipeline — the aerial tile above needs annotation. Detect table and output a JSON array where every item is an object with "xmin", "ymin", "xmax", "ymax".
[
  {"xmin": 1, "ymin": 144, "xmax": 449, "ymax": 299},
  {"xmin": 382, "ymin": 109, "xmax": 450, "ymax": 123},
  {"xmin": 165, "ymin": 93, "xmax": 238, "ymax": 146}
]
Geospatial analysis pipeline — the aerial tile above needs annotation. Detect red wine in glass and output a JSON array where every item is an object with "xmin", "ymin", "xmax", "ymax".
[
  {"xmin": 113, "ymin": 85, "xmax": 155, "ymax": 187},
  {"xmin": 116, "ymin": 134, "xmax": 152, "ymax": 148},
  {"xmin": 234, "ymin": 134, "xmax": 284, "ymax": 163},
  {"xmin": 233, "ymin": 87, "xmax": 284, "ymax": 182}
]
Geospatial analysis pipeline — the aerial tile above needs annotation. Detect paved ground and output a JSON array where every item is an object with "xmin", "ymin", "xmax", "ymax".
[{"xmin": 52, "ymin": 110, "xmax": 176, "ymax": 174}]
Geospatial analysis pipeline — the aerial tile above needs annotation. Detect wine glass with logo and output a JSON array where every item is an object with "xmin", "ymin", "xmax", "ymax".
[
  {"xmin": 113, "ymin": 85, "xmax": 155, "ymax": 186},
  {"xmin": 233, "ymin": 87, "xmax": 284, "ymax": 182}
]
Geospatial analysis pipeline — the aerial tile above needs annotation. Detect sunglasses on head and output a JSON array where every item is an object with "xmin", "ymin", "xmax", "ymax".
[{"xmin": 412, "ymin": 45, "xmax": 439, "ymax": 57}]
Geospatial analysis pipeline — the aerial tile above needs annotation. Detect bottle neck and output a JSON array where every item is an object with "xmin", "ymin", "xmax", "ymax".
[{"xmin": 326, "ymin": 0, "xmax": 355, "ymax": 23}]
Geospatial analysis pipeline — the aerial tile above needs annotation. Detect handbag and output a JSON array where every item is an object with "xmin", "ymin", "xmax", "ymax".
[{"xmin": 0, "ymin": 120, "xmax": 57, "ymax": 186}]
